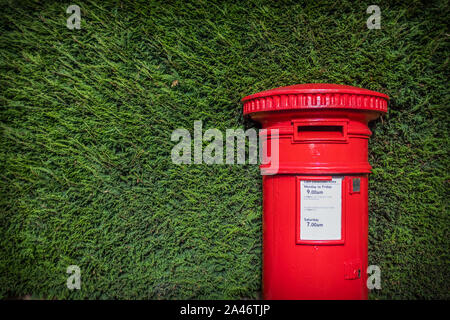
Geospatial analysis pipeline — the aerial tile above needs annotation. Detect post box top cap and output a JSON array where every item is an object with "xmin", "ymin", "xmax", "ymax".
[{"xmin": 242, "ymin": 83, "xmax": 389, "ymax": 115}]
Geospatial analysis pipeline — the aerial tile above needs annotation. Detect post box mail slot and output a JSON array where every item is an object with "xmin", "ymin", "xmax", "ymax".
[{"xmin": 293, "ymin": 120, "xmax": 348, "ymax": 143}]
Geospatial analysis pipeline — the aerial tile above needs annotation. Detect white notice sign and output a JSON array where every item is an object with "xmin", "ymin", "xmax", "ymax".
[{"xmin": 300, "ymin": 178, "xmax": 342, "ymax": 240}]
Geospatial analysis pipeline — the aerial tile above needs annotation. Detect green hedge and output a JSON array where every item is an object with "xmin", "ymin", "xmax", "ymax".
[{"xmin": 0, "ymin": 0, "xmax": 448, "ymax": 299}]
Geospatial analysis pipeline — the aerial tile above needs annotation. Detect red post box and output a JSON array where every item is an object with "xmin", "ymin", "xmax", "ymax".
[{"xmin": 242, "ymin": 84, "xmax": 389, "ymax": 300}]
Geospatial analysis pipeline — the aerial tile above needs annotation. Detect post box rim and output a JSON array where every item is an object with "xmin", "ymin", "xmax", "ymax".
[{"xmin": 242, "ymin": 83, "xmax": 389, "ymax": 116}]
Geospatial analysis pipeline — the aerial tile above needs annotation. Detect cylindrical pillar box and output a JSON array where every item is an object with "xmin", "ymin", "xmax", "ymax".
[{"xmin": 242, "ymin": 84, "xmax": 389, "ymax": 300}]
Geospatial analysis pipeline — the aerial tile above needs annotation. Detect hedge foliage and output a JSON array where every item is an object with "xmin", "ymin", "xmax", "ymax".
[{"xmin": 0, "ymin": 0, "xmax": 448, "ymax": 299}]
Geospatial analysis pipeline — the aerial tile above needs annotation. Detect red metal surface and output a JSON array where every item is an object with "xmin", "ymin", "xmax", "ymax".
[{"xmin": 242, "ymin": 84, "xmax": 389, "ymax": 300}]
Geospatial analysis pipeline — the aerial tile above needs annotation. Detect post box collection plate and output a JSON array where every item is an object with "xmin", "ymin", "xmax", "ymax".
[{"xmin": 299, "ymin": 177, "xmax": 342, "ymax": 241}]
